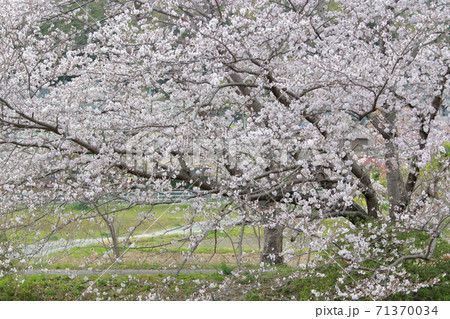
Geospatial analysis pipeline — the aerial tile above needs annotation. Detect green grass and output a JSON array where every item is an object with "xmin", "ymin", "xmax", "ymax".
[
  {"xmin": 0, "ymin": 273, "xmax": 226, "ymax": 301},
  {"xmin": 214, "ymin": 262, "xmax": 235, "ymax": 275},
  {"xmin": 9, "ymin": 202, "xmax": 212, "ymax": 243},
  {"xmin": 386, "ymin": 239, "xmax": 450, "ymax": 301},
  {"xmin": 2, "ymin": 254, "xmax": 447, "ymax": 300},
  {"xmin": 33, "ymin": 234, "xmax": 260, "ymax": 266},
  {"xmin": 4, "ymin": 196, "xmax": 448, "ymax": 300},
  {"xmin": 3, "ymin": 234, "xmax": 448, "ymax": 301}
]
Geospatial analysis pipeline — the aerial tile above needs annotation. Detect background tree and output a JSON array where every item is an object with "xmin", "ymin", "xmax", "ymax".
[{"xmin": 0, "ymin": 0, "xmax": 448, "ymax": 299}]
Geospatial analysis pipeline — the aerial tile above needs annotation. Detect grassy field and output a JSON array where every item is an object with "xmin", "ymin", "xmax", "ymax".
[
  {"xmin": 7, "ymin": 201, "xmax": 247, "ymax": 248},
  {"xmin": 20, "ymin": 202, "xmax": 200, "ymax": 241},
  {"xmin": 3, "ymin": 200, "xmax": 448, "ymax": 301},
  {"xmin": 1, "ymin": 252, "xmax": 448, "ymax": 301}
]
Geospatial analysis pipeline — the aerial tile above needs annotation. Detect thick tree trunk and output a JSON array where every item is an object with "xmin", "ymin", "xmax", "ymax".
[
  {"xmin": 260, "ymin": 202, "xmax": 284, "ymax": 265},
  {"xmin": 386, "ymin": 141, "xmax": 407, "ymax": 219},
  {"xmin": 262, "ymin": 224, "xmax": 284, "ymax": 264},
  {"xmin": 347, "ymin": 152, "xmax": 379, "ymax": 218},
  {"xmin": 384, "ymin": 113, "xmax": 407, "ymax": 220}
]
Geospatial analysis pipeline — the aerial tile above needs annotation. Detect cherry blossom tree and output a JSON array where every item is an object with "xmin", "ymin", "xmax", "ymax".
[{"xmin": 0, "ymin": 0, "xmax": 449, "ymax": 299}]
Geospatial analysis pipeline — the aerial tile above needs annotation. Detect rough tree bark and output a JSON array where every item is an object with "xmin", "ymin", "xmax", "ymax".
[
  {"xmin": 262, "ymin": 224, "xmax": 284, "ymax": 265},
  {"xmin": 260, "ymin": 202, "xmax": 284, "ymax": 265}
]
